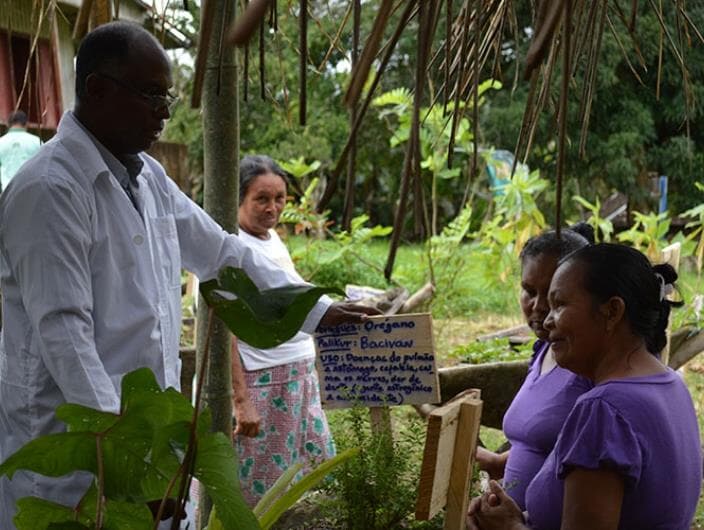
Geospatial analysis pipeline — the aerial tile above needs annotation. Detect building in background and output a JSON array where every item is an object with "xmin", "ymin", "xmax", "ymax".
[{"xmin": 0, "ymin": 0, "xmax": 191, "ymax": 190}]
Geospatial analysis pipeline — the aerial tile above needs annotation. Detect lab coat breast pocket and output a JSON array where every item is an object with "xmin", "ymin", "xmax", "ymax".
[{"xmin": 150, "ymin": 215, "xmax": 182, "ymax": 289}]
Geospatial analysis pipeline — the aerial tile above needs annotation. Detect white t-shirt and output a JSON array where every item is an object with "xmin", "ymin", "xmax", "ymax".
[{"xmin": 236, "ymin": 229, "xmax": 317, "ymax": 370}]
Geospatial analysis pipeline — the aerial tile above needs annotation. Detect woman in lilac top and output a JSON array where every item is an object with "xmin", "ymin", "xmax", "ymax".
[
  {"xmin": 476, "ymin": 225, "xmax": 593, "ymax": 510},
  {"xmin": 468, "ymin": 244, "xmax": 702, "ymax": 530}
]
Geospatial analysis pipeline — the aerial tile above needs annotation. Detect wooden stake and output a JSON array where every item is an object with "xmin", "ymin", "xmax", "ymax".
[
  {"xmin": 444, "ymin": 400, "xmax": 482, "ymax": 530},
  {"xmin": 416, "ymin": 389, "xmax": 482, "ymax": 526},
  {"xmin": 660, "ymin": 242, "xmax": 681, "ymax": 366}
]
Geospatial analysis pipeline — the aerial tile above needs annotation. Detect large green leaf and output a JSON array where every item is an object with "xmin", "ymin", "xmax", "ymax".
[
  {"xmin": 101, "ymin": 499, "xmax": 154, "ymax": 530},
  {"xmin": 78, "ymin": 485, "xmax": 154, "ymax": 530},
  {"xmin": 14, "ymin": 489, "xmax": 154, "ymax": 530},
  {"xmin": 50, "ymin": 401, "xmax": 157, "ymax": 500},
  {"xmin": 200, "ymin": 266, "xmax": 342, "ymax": 349},
  {"xmin": 0, "ymin": 370, "xmax": 193, "ymax": 503},
  {"xmin": 14, "ymin": 497, "xmax": 92, "ymax": 530},
  {"xmin": 2, "ymin": 367, "xmax": 237, "ymax": 526},
  {"xmin": 56, "ymin": 404, "xmax": 120, "ymax": 433},
  {"xmin": 194, "ymin": 432, "xmax": 260, "ymax": 530},
  {"xmin": 119, "ymin": 369, "xmax": 213, "ymax": 500},
  {"xmin": 0, "ymin": 432, "xmax": 96, "ymax": 480}
]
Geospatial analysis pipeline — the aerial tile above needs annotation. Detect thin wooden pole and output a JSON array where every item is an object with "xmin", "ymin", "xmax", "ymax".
[
  {"xmin": 299, "ymin": 0, "xmax": 307, "ymax": 125},
  {"xmin": 342, "ymin": 0, "xmax": 361, "ymax": 231},
  {"xmin": 555, "ymin": 0, "xmax": 571, "ymax": 237}
]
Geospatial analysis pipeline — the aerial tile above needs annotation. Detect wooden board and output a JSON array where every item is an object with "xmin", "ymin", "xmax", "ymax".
[
  {"xmin": 415, "ymin": 389, "xmax": 483, "ymax": 527},
  {"xmin": 314, "ymin": 313, "xmax": 440, "ymax": 409}
]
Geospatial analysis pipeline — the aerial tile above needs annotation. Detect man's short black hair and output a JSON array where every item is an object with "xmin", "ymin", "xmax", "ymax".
[
  {"xmin": 8, "ymin": 110, "xmax": 28, "ymax": 126},
  {"xmin": 74, "ymin": 21, "xmax": 160, "ymax": 100}
]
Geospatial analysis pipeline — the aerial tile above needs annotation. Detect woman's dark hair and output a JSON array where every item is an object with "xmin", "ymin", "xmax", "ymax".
[
  {"xmin": 520, "ymin": 222, "xmax": 595, "ymax": 263},
  {"xmin": 563, "ymin": 243, "xmax": 682, "ymax": 355},
  {"xmin": 239, "ymin": 155, "xmax": 288, "ymax": 204}
]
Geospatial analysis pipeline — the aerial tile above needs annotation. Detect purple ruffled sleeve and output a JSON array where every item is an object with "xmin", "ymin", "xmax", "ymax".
[{"xmin": 554, "ymin": 397, "xmax": 642, "ymax": 487}]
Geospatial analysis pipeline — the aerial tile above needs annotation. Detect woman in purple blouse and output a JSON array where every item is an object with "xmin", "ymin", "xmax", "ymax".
[
  {"xmin": 468, "ymin": 244, "xmax": 702, "ymax": 530},
  {"xmin": 476, "ymin": 225, "xmax": 593, "ymax": 510}
]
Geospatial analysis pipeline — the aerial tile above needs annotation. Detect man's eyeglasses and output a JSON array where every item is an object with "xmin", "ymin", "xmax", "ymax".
[{"xmin": 96, "ymin": 73, "xmax": 178, "ymax": 113}]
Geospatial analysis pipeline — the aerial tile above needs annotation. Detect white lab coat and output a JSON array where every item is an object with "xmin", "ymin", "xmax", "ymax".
[{"xmin": 0, "ymin": 111, "xmax": 331, "ymax": 528}]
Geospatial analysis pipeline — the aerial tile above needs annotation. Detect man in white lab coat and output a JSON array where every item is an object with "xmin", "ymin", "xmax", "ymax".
[{"xmin": 0, "ymin": 21, "xmax": 373, "ymax": 528}]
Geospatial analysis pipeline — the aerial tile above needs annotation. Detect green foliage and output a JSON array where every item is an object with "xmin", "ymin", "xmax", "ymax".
[
  {"xmin": 199, "ymin": 266, "xmax": 343, "ymax": 349},
  {"xmin": 290, "ymin": 215, "xmax": 393, "ymax": 290},
  {"xmin": 280, "ymin": 177, "xmax": 331, "ymax": 237},
  {"xmin": 257, "ymin": 449, "xmax": 360, "ymax": 530},
  {"xmin": 373, "ymin": 81, "xmax": 503, "ymax": 233},
  {"xmin": 0, "ymin": 368, "xmax": 257, "ymax": 530},
  {"xmin": 204, "ymin": 450, "xmax": 360, "ymax": 530},
  {"xmin": 428, "ymin": 203, "xmax": 474, "ymax": 316},
  {"xmin": 471, "ymin": 168, "xmax": 548, "ymax": 285},
  {"xmin": 481, "ymin": 5, "xmax": 704, "ymax": 218},
  {"xmin": 616, "ymin": 211, "xmax": 671, "ymax": 261},
  {"xmin": 448, "ymin": 338, "xmax": 533, "ymax": 365},
  {"xmin": 680, "ymin": 182, "xmax": 704, "ymax": 279},
  {"xmin": 571, "ymin": 195, "xmax": 614, "ymax": 242},
  {"xmin": 322, "ymin": 407, "xmax": 431, "ymax": 530},
  {"xmin": 279, "ymin": 157, "xmax": 322, "ymax": 180}
]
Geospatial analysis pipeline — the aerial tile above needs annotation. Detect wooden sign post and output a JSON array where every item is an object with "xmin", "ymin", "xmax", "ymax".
[
  {"xmin": 415, "ymin": 389, "xmax": 483, "ymax": 530},
  {"xmin": 660, "ymin": 242, "xmax": 681, "ymax": 366}
]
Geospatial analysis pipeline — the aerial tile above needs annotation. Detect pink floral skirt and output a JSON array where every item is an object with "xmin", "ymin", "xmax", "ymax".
[{"xmin": 235, "ymin": 357, "xmax": 335, "ymax": 507}]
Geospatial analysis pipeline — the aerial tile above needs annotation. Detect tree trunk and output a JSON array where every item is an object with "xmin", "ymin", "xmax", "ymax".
[{"xmin": 195, "ymin": 0, "xmax": 239, "ymax": 525}]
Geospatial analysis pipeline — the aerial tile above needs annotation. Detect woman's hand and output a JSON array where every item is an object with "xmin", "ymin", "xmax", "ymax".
[
  {"xmin": 475, "ymin": 447, "xmax": 508, "ymax": 480},
  {"xmin": 233, "ymin": 397, "xmax": 261, "ymax": 438},
  {"xmin": 466, "ymin": 480, "xmax": 527, "ymax": 530}
]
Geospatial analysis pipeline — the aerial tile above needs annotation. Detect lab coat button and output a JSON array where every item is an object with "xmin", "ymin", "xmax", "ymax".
[{"xmin": 133, "ymin": 235, "xmax": 144, "ymax": 245}]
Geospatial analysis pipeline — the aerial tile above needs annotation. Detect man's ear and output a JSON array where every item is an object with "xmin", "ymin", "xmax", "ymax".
[
  {"xmin": 84, "ymin": 73, "xmax": 109, "ymax": 100},
  {"xmin": 600, "ymin": 296, "xmax": 626, "ymax": 332}
]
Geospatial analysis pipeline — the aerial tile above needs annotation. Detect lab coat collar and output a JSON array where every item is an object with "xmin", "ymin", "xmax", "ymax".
[{"xmin": 56, "ymin": 111, "xmax": 146, "ymax": 185}]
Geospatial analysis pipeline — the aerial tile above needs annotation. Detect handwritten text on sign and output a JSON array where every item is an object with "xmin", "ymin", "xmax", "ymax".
[{"xmin": 314, "ymin": 313, "xmax": 440, "ymax": 409}]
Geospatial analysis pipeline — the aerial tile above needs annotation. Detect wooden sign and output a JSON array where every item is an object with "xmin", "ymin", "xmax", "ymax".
[
  {"xmin": 314, "ymin": 313, "xmax": 440, "ymax": 409},
  {"xmin": 416, "ymin": 389, "xmax": 483, "ymax": 530}
]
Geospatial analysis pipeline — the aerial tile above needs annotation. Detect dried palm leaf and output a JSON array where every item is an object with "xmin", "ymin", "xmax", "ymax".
[
  {"xmin": 226, "ymin": 0, "xmax": 273, "ymax": 46},
  {"xmin": 343, "ymin": 0, "xmax": 394, "ymax": 109}
]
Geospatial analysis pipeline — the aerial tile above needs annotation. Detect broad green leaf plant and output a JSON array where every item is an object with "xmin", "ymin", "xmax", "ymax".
[
  {"xmin": 373, "ymin": 80, "xmax": 502, "ymax": 236},
  {"xmin": 0, "ymin": 368, "xmax": 257, "ymax": 530},
  {"xmin": 0, "ymin": 267, "xmax": 347, "ymax": 529}
]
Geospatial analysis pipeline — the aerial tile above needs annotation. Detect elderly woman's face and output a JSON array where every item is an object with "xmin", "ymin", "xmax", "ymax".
[
  {"xmin": 544, "ymin": 260, "xmax": 606, "ymax": 377},
  {"xmin": 239, "ymin": 172, "xmax": 287, "ymax": 239},
  {"xmin": 519, "ymin": 253, "xmax": 559, "ymax": 341}
]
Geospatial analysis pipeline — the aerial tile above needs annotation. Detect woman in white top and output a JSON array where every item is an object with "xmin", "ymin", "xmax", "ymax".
[{"xmin": 231, "ymin": 155, "xmax": 335, "ymax": 506}]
